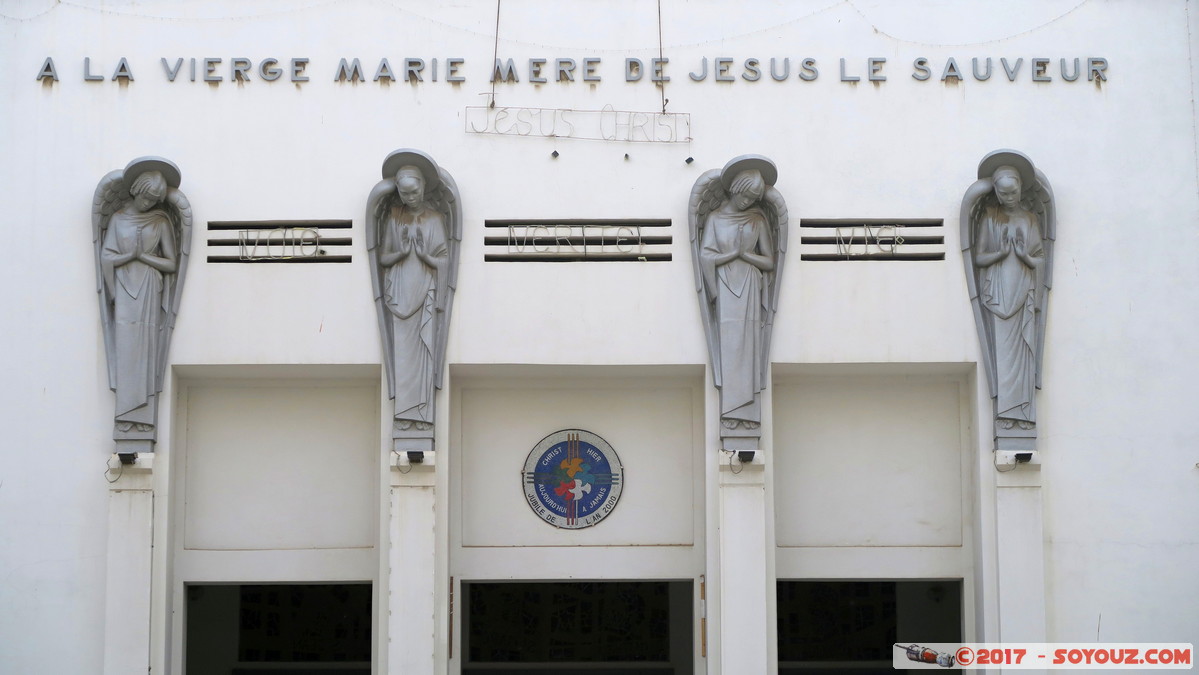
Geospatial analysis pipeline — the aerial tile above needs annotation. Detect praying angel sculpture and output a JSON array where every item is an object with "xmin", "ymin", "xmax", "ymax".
[
  {"xmin": 93, "ymin": 157, "xmax": 192, "ymax": 454},
  {"xmin": 366, "ymin": 149, "xmax": 461, "ymax": 454},
  {"xmin": 689, "ymin": 155, "xmax": 788, "ymax": 453},
  {"xmin": 961, "ymin": 149, "xmax": 1055, "ymax": 452}
]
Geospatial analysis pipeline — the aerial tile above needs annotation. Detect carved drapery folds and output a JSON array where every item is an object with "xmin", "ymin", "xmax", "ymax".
[
  {"xmin": 93, "ymin": 157, "xmax": 193, "ymax": 455},
  {"xmin": 367, "ymin": 149, "xmax": 461, "ymax": 454},
  {"xmin": 961, "ymin": 149, "xmax": 1055, "ymax": 452},
  {"xmin": 689, "ymin": 155, "xmax": 789, "ymax": 453}
]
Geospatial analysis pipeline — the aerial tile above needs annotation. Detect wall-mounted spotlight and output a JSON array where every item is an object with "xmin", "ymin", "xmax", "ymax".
[
  {"xmin": 117, "ymin": 452, "xmax": 138, "ymax": 466},
  {"xmin": 737, "ymin": 450, "xmax": 755, "ymax": 464},
  {"xmin": 407, "ymin": 451, "xmax": 425, "ymax": 464},
  {"xmin": 551, "ymin": 150, "xmax": 559, "ymax": 158}
]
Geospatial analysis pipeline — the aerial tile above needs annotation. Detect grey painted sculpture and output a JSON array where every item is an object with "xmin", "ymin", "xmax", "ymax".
[
  {"xmin": 689, "ymin": 155, "xmax": 788, "ymax": 452},
  {"xmin": 367, "ymin": 149, "xmax": 461, "ymax": 454},
  {"xmin": 93, "ymin": 157, "xmax": 192, "ymax": 455},
  {"xmin": 961, "ymin": 149, "xmax": 1055, "ymax": 452}
]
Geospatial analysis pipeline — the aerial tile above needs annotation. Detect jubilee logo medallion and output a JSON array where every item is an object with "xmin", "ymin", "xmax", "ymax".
[{"xmin": 522, "ymin": 429, "xmax": 624, "ymax": 529}]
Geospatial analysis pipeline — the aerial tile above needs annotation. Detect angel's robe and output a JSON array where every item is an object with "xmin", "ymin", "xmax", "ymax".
[
  {"xmin": 381, "ymin": 204, "xmax": 448, "ymax": 423},
  {"xmin": 976, "ymin": 206, "xmax": 1044, "ymax": 423},
  {"xmin": 701, "ymin": 205, "xmax": 770, "ymax": 422},
  {"xmin": 101, "ymin": 208, "xmax": 173, "ymax": 424}
]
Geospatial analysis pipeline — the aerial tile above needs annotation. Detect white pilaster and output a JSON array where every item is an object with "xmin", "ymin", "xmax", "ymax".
[
  {"xmin": 103, "ymin": 454, "xmax": 154, "ymax": 675},
  {"xmin": 389, "ymin": 451, "xmax": 437, "ymax": 674},
  {"xmin": 718, "ymin": 456, "xmax": 770, "ymax": 674},
  {"xmin": 995, "ymin": 455, "xmax": 1046, "ymax": 672}
]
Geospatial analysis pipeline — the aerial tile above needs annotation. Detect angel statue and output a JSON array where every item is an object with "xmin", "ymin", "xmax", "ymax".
[
  {"xmin": 689, "ymin": 155, "xmax": 788, "ymax": 453},
  {"xmin": 961, "ymin": 149, "xmax": 1055, "ymax": 451},
  {"xmin": 93, "ymin": 157, "xmax": 192, "ymax": 455},
  {"xmin": 367, "ymin": 149, "xmax": 461, "ymax": 455}
]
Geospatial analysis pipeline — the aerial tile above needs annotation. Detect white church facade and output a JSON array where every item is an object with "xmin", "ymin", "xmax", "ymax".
[{"xmin": 2, "ymin": 1, "xmax": 1197, "ymax": 673}]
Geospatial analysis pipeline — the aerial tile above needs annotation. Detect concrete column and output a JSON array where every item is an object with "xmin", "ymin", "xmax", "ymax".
[
  {"xmin": 718, "ymin": 456, "xmax": 771, "ymax": 674},
  {"xmin": 103, "ymin": 454, "xmax": 154, "ymax": 675},
  {"xmin": 389, "ymin": 451, "xmax": 437, "ymax": 674},
  {"xmin": 995, "ymin": 455, "xmax": 1046, "ymax": 673}
]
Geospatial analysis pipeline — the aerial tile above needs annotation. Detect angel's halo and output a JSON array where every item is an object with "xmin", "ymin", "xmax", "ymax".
[
  {"xmin": 977, "ymin": 149, "xmax": 1035, "ymax": 189},
  {"xmin": 124, "ymin": 156, "xmax": 181, "ymax": 189},
  {"xmin": 381, "ymin": 148, "xmax": 442, "ymax": 191},
  {"xmin": 720, "ymin": 154, "xmax": 778, "ymax": 191}
]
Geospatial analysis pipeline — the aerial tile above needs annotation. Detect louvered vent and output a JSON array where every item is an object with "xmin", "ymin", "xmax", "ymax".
[
  {"xmin": 485, "ymin": 220, "xmax": 671, "ymax": 262},
  {"xmin": 206, "ymin": 220, "xmax": 352, "ymax": 263},
  {"xmin": 799, "ymin": 219, "xmax": 944, "ymax": 261}
]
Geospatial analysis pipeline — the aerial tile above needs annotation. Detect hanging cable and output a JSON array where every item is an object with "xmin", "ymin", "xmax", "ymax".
[
  {"xmin": 105, "ymin": 454, "xmax": 123, "ymax": 483},
  {"xmin": 489, "ymin": 0, "xmax": 502, "ymax": 108},
  {"xmin": 393, "ymin": 449, "xmax": 413, "ymax": 474},
  {"xmin": 727, "ymin": 450, "xmax": 743, "ymax": 475},
  {"xmin": 657, "ymin": 0, "xmax": 668, "ymax": 113}
]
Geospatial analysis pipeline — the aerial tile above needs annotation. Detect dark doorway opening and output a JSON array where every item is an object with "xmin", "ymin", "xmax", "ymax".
[
  {"xmin": 185, "ymin": 583, "xmax": 371, "ymax": 674},
  {"xmin": 464, "ymin": 580, "xmax": 694, "ymax": 674},
  {"xmin": 777, "ymin": 580, "xmax": 961, "ymax": 674}
]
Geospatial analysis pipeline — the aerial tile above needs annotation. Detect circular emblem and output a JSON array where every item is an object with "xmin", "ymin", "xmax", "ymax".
[{"xmin": 522, "ymin": 429, "xmax": 624, "ymax": 529}]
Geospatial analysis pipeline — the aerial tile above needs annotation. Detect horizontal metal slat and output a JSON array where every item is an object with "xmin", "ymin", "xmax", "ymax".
[
  {"xmin": 206, "ymin": 255, "xmax": 353, "ymax": 264},
  {"xmin": 799, "ymin": 235, "xmax": 944, "ymax": 246},
  {"xmin": 798, "ymin": 243, "xmax": 946, "ymax": 255},
  {"xmin": 483, "ymin": 236, "xmax": 673, "ymax": 247},
  {"xmin": 484, "ymin": 219, "xmax": 671, "ymax": 228},
  {"xmin": 206, "ymin": 220, "xmax": 353, "ymax": 264},
  {"xmin": 484, "ymin": 253, "xmax": 672, "ymax": 263},
  {"xmin": 484, "ymin": 219, "xmax": 672, "ymax": 262},
  {"xmin": 208, "ymin": 220, "xmax": 352, "ymax": 231},
  {"xmin": 799, "ymin": 218, "xmax": 942, "ymax": 228},
  {"xmin": 800, "ymin": 252, "xmax": 945, "ymax": 261},
  {"xmin": 795, "ymin": 219, "xmax": 944, "ymax": 262},
  {"xmin": 206, "ymin": 237, "xmax": 353, "ymax": 247}
]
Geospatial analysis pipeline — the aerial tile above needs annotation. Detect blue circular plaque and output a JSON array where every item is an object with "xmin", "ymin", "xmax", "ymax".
[{"xmin": 522, "ymin": 429, "xmax": 624, "ymax": 529}]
